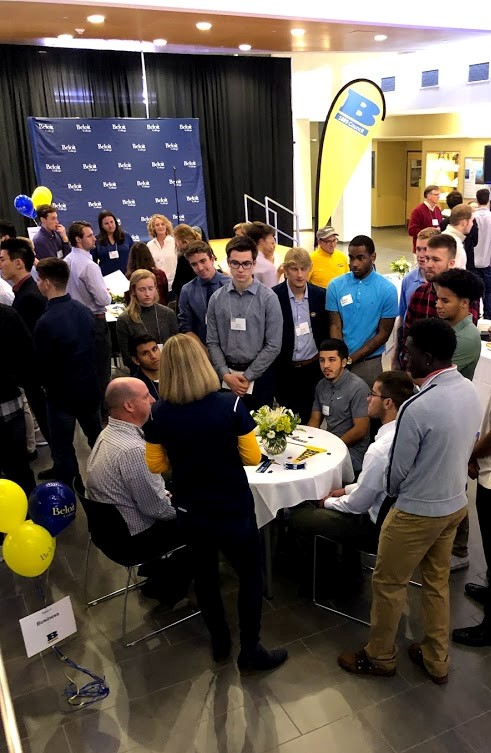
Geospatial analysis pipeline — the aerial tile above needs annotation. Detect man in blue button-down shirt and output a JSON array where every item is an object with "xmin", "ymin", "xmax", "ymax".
[
  {"xmin": 178, "ymin": 240, "xmax": 228, "ymax": 345},
  {"xmin": 33, "ymin": 205, "xmax": 71, "ymax": 261},
  {"xmin": 327, "ymin": 235, "xmax": 398, "ymax": 387}
]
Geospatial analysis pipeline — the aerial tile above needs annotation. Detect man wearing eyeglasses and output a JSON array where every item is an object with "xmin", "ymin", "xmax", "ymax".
[
  {"xmin": 408, "ymin": 185, "xmax": 443, "ymax": 253},
  {"xmin": 308, "ymin": 225, "xmax": 349, "ymax": 289},
  {"xmin": 206, "ymin": 235, "xmax": 283, "ymax": 410}
]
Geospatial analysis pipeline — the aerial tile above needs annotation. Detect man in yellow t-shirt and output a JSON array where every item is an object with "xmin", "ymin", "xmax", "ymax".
[{"xmin": 308, "ymin": 225, "xmax": 349, "ymax": 289}]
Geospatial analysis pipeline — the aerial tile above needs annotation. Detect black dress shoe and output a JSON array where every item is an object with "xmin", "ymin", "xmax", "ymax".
[
  {"xmin": 465, "ymin": 582, "xmax": 489, "ymax": 605},
  {"xmin": 237, "ymin": 644, "xmax": 288, "ymax": 674},
  {"xmin": 452, "ymin": 623, "xmax": 491, "ymax": 647}
]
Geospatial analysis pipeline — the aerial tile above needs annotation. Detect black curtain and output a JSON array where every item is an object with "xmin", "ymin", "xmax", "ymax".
[
  {"xmin": 0, "ymin": 45, "xmax": 293, "ymax": 239},
  {"xmin": 145, "ymin": 54, "xmax": 293, "ymax": 238}
]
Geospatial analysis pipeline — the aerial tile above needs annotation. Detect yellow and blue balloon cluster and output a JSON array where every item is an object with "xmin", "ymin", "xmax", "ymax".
[
  {"xmin": 13, "ymin": 186, "xmax": 53, "ymax": 221},
  {"xmin": 0, "ymin": 479, "xmax": 76, "ymax": 577}
]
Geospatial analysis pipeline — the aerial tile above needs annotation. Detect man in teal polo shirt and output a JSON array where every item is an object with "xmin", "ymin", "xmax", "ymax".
[{"xmin": 326, "ymin": 235, "xmax": 398, "ymax": 387}]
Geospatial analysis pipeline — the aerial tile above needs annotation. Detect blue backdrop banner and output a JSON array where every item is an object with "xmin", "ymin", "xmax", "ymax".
[{"xmin": 28, "ymin": 117, "xmax": 208, "ymax": 241}]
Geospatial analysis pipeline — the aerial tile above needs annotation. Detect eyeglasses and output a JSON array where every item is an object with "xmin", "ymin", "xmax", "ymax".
[
  {"xmin": 319, "ymin": 237, "xmax": 337, "ymax": 244},
  {"xmin": 368, "ymin": 390, "xmax": 387, "ymax": 399},
  {"xmin": 228, "ymin": 260, "xmax": 254, "ymax": 269}
]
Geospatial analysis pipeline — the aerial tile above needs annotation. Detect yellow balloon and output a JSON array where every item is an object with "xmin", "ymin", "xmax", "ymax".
[
  {"xmin": 31, "ymin": 186, "xmax": 53, "ymax": 210},
  {"xmin": 0, "ymin": 479, "xmax": 27, "ymax": 533},
  {"xmin": 3, "ymin": 521, "xmax": 56, "ymax": 577}
]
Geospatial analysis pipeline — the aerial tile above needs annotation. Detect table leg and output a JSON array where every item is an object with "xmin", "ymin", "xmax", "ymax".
[{"xmin": 263, "ymin": 523, "xmax": 273, "ymax": 599}]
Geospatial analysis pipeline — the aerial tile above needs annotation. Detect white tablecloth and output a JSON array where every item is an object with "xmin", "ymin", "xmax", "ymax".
[
  {"xmin": 473, "ymin": 342, "xmax": 491, "ymax": 412},
  {"xmin": 246, "ymin": 426, "xmax": 354, "ymax": 529}
]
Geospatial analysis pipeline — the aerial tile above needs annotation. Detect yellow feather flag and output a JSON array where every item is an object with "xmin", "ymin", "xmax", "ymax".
[{"xmin": 315, "ymin": 79, "xmax": 386, "ymax": 229}]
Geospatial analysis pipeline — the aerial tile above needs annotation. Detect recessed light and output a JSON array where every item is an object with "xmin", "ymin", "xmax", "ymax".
[
  {"xmin": 291, "ymin": 28, "xmax": 305, "ymax": 37},
  {"xmin": 239, "ymin": 44, "xmax": 252, "ymax": 51},
  {"xmin": 87, "ymin": 14, "xmax": 105, "ymax": 24},
  {"xmin": 196, "ymin": 22, "xmax": 212, "ymax": 31},
  {"xmin": 57, "ymin": 34, "xmax": 73, "ymax": 41},
  {"xmin": 374, "ymin": 34, "xmax": 388, "ymax": 42},
  {"xmin": 153, "ymin": 38, "xmax": 167, "ymax": 46}
]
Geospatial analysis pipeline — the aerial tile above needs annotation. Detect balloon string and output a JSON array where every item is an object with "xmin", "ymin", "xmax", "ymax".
[{"xmin": 35, "ymin": 578, "xmax": 110, "ymax": 710}]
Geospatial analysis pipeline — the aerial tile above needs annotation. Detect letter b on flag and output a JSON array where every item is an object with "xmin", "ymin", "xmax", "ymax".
[{"xmin": 339, "ymin": 89, "xmax": 380, "ymax": 127}]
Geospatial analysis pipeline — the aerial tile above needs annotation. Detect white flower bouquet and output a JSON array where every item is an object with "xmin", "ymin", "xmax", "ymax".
[{"xmin": 251, "ymin": 405, "xmax": 301, "ymax": 455}]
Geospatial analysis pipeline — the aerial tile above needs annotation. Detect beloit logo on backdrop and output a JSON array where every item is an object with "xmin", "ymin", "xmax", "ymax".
[
  {"xmin": 61, "ymin": 144, "xmax": 77, "ymax": 153},
  {"xmin": 46, "ymin": 163, "xmax": 61, "ymax": 173},
  {"xmin": 180, "ymin": 123, "xmax": 193, "ymax": 132},
  {"xmin": 88, "ymin": 201, "xmax": 102, "ymax": 209},
  {"xmin": 140, "ymin": 216, "xmax": 151, "ymax": 223},
  {"xmin": 172, "ymin": 213, "xmax": 185, "ymax": 221},
  {"xmin": 169, "ymin": 178, "xmax": 182, "ymax": 186},
  {"xmin": 155, "ymin": 197, "xmax": 169, "ymax": 205},
  {"xmin": 67, "ymin": 183, "xmax": 82, "ymax": 192},
  {"xmin": 147, "ymin": 124, "xmax": 160, "ymax": 132},
  {"xmin": 122, "ymin": 199, "xmax": 136, "ymax": 207},
  {"xmin": 133, "ymin": 234, "xmax": 141, "ymax": 241},
  {"xmin": 165, "ymin": 142, "xmax": 178, "ymax": 151},
  {"xmin": 132, "ymin": 143, "xmax": 146, "ymax": 152},
  {"xmin": 54, "ymin": 202, "xmax": 67, "ymax": 212},
  {"xmin": 83, "ymin": 163, "xmax": 98, "ymax": 172},
  {"xmin": 37, "ymin": 122, "xmax": 54, "ymax": 132},
  {"xmin": 118, "ymin": 162, "xmax": 132, "ymax": 170},
  {"xmin": 151, "ymin": 161, "xmax": 165, "ymax": 169},
  {"xmin": 187, "ymin": 195, "xmax": 199, "ymax": 203},
  {"xmin": 76, "ymin": 124, "xmax": 92, "ymax": 133},
  {"xmin": 136, "ymin": 180, "xmax": 150, "ymax": 188},
  {"xmin": 112, "ymin": 123, "xmax": 127, "ymax": 132},
  {"xmin": 98, "ymin": 143, "xmax": 112, "ymax": 152},
  {"xmin": 103, "ymin": 181, "xmax": 117, "ymax": 190},
  {"xmin": 184, "ymin": 160, "xmax": 196, "ymax": 168}
]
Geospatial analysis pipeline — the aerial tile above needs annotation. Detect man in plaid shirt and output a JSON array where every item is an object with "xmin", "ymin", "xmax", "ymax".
[{"xmin": 401, "ymin": 234, "xmax": 479, "ymax": 365}]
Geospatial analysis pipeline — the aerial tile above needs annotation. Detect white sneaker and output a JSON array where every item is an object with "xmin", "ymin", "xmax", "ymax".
[{"xmin": 450, "ymin": 555, "xmax": 470, "ymax": 572}]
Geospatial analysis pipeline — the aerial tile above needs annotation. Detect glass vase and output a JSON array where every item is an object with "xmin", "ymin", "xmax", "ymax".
[{"xmin": 263, "ymin": 435, "xmax": 287, "ymax": 456}]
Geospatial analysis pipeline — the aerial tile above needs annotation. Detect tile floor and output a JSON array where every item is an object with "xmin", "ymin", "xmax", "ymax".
[{"xmin": 2, "ymin": 226, "xmax": 490, "ymax": 753}]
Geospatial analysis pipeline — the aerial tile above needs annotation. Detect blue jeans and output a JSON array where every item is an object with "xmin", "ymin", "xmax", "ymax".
[
  {"xmin": 47, "ymin": 401, "xmax": 101, "ymax": 484},
  {"xmin": 474, "ymin": 267, "xmax": 491, "ymax": 318}
]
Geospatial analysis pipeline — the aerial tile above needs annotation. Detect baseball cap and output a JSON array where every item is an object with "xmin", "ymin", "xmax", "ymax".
[{"xmin": 316, "ymin": 225, "xmax": 338, "ymax": 241}]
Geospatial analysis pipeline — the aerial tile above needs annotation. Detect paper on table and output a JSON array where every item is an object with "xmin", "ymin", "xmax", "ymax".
[
  {"xmin": 221, "ymin": 369, "xmax": 254, "ymax": 395},
  {"xmin": 103, "ymin": 269, "xmax": 130, "ymax": 296}
]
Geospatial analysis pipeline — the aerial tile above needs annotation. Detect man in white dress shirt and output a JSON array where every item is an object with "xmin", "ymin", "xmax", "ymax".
[{"xmin": 291, "ymin": 370, "xmax": 415, "ymax": 597}]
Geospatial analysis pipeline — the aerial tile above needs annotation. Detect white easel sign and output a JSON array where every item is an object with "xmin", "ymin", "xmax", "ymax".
[{"xmin": 19, "ymin": 596, "xmax": 77, "ymax": 658}]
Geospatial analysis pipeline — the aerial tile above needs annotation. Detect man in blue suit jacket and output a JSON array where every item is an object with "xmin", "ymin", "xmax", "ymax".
[{"xmin": 273, "ymin": 248, "xmax": 330, "ymax": 423}]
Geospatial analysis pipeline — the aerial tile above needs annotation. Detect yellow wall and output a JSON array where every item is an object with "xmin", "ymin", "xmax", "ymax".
[
  {"xmin": 371, "ymin": 140, "xmax": 422, "ymax": 227},
  {"xmin": 421, "ymin": 138, "xmax": 490, "ymax": 198}
]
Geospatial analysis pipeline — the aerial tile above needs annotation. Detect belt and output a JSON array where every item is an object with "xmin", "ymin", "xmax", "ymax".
[
  {"xmin": 226, "ymin": 359, "xmax": 252, "ymax": 371},
  {"xmin": 361, "ymin": 353, "xmax": 382, "ymax": 362},
  {"xmin": 94, "ymin": 313, "xmax": 106, "ymax": 320},
  {"xmin": 291, "ymin": 354, "xmax": 319, "ymax": 368}
]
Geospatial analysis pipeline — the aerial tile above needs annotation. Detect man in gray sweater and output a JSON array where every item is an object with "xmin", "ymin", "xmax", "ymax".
[{"xmin": 338, "ymin": 318, "xmax": 483, "ymax": 685}]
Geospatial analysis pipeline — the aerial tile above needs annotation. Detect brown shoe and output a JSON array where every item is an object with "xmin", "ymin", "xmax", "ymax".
[
  {"xmin": 338, "ymin": 648, "xmax": 396, "ymax": 677},
  {"xmin": 407, "ymin": 643, "xmax": 448, "ymax": 685}
]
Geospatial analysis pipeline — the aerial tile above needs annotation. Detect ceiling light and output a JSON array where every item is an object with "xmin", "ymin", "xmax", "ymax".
[
  {"xmin": 239, "ymin": 44, "xmax": 252, "ymax": 51},
  {"xmin": 153, "ymin": 38, "xmax": 167, "ymax": 46},
  {"xmin": 87, "ymin": 14, "xmax": 105, "ymax": 24},
  {"xmin": 374, "ymin": 34, "xmax": 388, "ymax": 42},
  {"xmin": 57, "ymin": 34, "xmax": 73, "ymax": 41},
  {"xmin": 291, "ymin": 28, "xmax": 305, "ymax": 37},
  {"xmin": 196, "ymin": 22, "xmax": 212, "ymax": 31}
]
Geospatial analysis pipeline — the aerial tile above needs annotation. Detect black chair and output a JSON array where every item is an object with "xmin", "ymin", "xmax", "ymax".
[
  {"xmin": 313, "ymin": 496, "xmax": 421, "ymax": 627},
  {"xmin": 73, "ymin": 477, "xmax": 200, "ymax": 647}
]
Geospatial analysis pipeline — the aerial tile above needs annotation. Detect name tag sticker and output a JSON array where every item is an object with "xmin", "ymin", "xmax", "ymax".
[
  {"xmin": 322, "ymin": 405, "xmax": 330, "ymax": 416},
  {"xmin": 57, "ymin": 250, "xmax": 63, "ymax": 259},
  {"xmin": 295, "ymin": 321, "xmax": 310, "ymax": 337},
  {"xmin": 108, "ymin": 250, "xmax": 120, "ymax": 260},
  {"xmin": 432, "ymin": 218, "xmax": 439, "ymax": 226},
  {"xmin": 340, "ymin": 294, "xmax": 353, "ymax": 307},
  {"xmin": 231, "ymin": 317, "xmax": 247, "ymax": 331}
]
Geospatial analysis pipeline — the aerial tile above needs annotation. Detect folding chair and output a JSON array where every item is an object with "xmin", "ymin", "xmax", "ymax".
[{"xmin": 73, "ymin": 477, "xmax": 200, "ymax": 647}]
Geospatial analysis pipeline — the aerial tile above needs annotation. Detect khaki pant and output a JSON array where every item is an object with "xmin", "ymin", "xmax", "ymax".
[{"xmin": 365, "ymin": 506, "xmax": 466, "ymax": 678}]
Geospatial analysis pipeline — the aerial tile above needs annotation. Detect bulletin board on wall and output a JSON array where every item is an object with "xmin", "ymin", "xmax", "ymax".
[{"xmin": 464, "ymin": 158, "xmax": 484, "ymax": 198}]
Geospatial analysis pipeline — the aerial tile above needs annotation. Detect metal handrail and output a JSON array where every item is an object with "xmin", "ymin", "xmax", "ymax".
[
  {"xmin": 0, "ymin": 649, "xmax": 23, "ymax": 753},
  {"xmin": 243, "ymin": 193, "xmax": 300, "ymax": 247}
]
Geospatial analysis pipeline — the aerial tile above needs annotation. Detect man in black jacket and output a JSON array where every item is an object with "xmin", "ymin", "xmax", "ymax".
[
  {"xmin": 273, "ymin": 248, "xmax": 330, "ymax": 423},
  {"xmin": 0, "ymin": 237, "xmax": 46, "ymax": 333}
]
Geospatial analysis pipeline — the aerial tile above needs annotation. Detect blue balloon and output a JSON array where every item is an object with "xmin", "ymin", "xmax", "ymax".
[
  {"xmin": 28, "ymin": 482, "xmax": 76, "ymax": 537},
  {"xmin": 14, "ymin": 194, "xmax": 36, "ymax": 219}
]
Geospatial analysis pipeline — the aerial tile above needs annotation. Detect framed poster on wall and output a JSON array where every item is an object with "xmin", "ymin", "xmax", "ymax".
[{"xmin": 464, "ymin": 158, "xmax": 484, "ymax": 198}]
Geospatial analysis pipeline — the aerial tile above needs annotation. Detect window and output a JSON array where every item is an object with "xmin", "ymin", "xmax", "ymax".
[
  {"xmin": 468, "ymin": 62, "xmax": 489, "ymax": 83},
  {"xmin": 421, "ymin": 69, "xmax": 439, "ymax": 88},
  {"xmin": 381, "ymin": 76, "xmax": 395, "ymax": 92}
]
